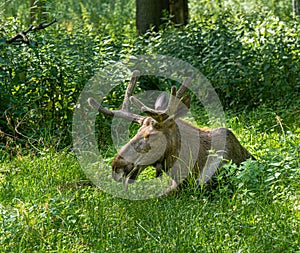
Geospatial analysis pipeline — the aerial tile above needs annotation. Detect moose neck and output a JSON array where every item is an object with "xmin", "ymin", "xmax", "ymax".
[{"xmin": 159, "ymin": 121, "xmax": 181, "ymax": 172}]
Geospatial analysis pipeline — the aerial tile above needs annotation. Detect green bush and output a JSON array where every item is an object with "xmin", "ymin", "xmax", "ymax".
[
  {"xmin": 0, "ymin": 18, "xmax": 127, "ymax": 150},
  {"xmin": 134, "ymin": 11, "xmax": 300, "ymax": 109},
  {"xmin": 1, "ymin": 0, "xmax": 299, "ymax": 151}
]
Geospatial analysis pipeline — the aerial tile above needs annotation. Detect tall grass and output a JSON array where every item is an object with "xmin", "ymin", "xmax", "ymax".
[{"xmin": 0, "ymin": 105, "xmax": 299, "ymax": 252}]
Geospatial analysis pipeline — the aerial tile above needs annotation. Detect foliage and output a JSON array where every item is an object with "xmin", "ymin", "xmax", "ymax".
[
  {"xmin": 135, "ymin": 11, "xmax": 300, "ymax": 109},
  {"xmin": 1, "ymin": 0, "xmax": 299, "ymax": 150},
  {"xmin": 0, "ymin": 2, "xmax": 135, "ymax": 150}
]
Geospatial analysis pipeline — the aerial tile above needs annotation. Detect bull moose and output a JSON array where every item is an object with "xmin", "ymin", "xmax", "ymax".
[{"xmin": 88, "ymin": 70, "xmax": 255, "ymax": 196}]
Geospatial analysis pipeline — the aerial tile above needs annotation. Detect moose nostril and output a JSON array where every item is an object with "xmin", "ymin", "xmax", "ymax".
[{"xmin": 112, "ymin": 171, "xmax": 123, "ymax": 182}]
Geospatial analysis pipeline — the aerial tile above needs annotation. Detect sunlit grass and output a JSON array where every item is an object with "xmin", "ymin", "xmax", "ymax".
[{"xmin": 0, "ymin": 105, "xmax": 299, "ymax": 252}]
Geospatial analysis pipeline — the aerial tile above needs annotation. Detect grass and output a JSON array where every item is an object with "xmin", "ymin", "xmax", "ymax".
[{"xmin": 0, "ymin": 105, "xmax": 299, "ymax": 252}]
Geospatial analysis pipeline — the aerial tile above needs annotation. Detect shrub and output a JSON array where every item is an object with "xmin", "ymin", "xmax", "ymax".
[
  {"xmin": 134, "ymin": 11, "xmax": 300, "ymax": 109},
  {"xmin": 1, "ymin": 1, "xmax": 299, "ymax": 151}
]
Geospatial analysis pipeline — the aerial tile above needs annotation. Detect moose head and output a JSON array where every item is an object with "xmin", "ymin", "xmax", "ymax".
[
  {"xmin": 88, "ymin": 71, "xmax": 193, "ymax": 190},
  {"xmin": 88, "ymin": 70, "xmax": 255, "ymax": 195}
]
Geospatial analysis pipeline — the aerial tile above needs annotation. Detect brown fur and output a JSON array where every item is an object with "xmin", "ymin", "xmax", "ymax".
[
  {"xmin": 89, "ymin": 73, "xmax": 255, "ymax": 196},
  {"xmin": 111, "ymin": 117, "xmax": 255, "ymax": 195}
]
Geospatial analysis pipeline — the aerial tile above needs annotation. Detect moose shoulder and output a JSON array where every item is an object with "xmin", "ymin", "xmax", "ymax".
[{"xmin": 88, "ymin": 71, "xmax": 255, "ymax": 196}]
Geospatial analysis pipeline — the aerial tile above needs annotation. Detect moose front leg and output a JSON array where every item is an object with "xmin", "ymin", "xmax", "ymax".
[
  {"xmin": 155, "ymin": 163, "xmax": 163, "ymax": 178},
  {"xmin": 153, "ymin": 163, "xmax": 179, "ymax": 196}
]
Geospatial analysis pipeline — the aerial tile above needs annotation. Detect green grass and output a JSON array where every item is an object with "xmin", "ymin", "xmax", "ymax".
[{"xmin": 0, "ymin": 105, "xmax": 299, "ymax": 252}]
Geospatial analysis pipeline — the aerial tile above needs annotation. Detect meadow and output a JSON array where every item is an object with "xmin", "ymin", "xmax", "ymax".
[
  {"xmin": 1, "ymin": 105, "xmax": 299, "ymax": 252},
  {"xmin": 0, "ymin": 0, "xmax": 299, "ymax": 252}
]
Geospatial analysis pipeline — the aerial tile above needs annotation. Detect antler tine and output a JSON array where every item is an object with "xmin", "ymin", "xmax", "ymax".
[
  {"xmin": 165, "ymin": 77, "xmax": 192, "ymax": 116},
  {"xmin": 165, "ymin": 86, "xmax": 177, "ymax": 115},
  {"xmin": 176, "ymin": 77, "xmax": 192, "ymax": 98},
  {"xmin": 88, "ymin": 97, "xmax": 145, "ymax": 124},
  {"xmin": 130, "ymin": 96, "xmax": 169, "ymax": 121},
  {"xmin": 130, "ymin": 96, "xmax": 158, "ymax": 114},
  {"xmin": 129, "ymin": 76, "xmax": 192, "ymax": 122},
  {"xmin": 122, "ymin": 70, "xmax": 140, "ymax": 112}
]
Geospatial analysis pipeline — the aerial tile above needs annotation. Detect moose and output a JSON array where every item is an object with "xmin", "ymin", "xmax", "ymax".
[{"xmin": 88, "ymin": 70, "xmax": 255, "ymax": 196}]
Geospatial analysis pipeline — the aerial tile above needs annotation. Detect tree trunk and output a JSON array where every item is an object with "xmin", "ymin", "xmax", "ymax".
[
  {"xmin": 293, "ymin": 0, "xmax": 300, "ymax": 17},
  {"xmin": 136, "ymin": 0, "xmax": 169, "ymax": 34},
  {"xmin": 169, "ymin": 0, "xmax": 188, "ymax": 25},
  {"xmin": 136, "ymin": 0, "xmax": 189, "ymax": 34}
]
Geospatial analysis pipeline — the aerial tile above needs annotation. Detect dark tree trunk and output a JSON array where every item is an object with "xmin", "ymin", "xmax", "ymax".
[
  {"xmin": 136, "ymin": 0, "xmax": 188, "ymax": 34},
  {"xmin": 136, "ymin": 0, "xmax": 169, "ymax": 34},
  {"xmin": 293, "ymin": 0, "xmax": 300, "ymax": 17},
  {"xmin": 169, "ymin": 0, "xmax": 188, "ymax": 25}
]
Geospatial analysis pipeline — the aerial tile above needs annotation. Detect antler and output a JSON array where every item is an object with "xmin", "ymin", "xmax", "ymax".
[
  {"xmin": 88, "ymin": 70, "xmax": 145, "ymax": 124},
  {"xmin": 122, "ymin": 70, "xmax": 140, "ymax": 111},
  {"xmin": 130, "ymin": 77, "xmax": 192, "ymax": 121}
]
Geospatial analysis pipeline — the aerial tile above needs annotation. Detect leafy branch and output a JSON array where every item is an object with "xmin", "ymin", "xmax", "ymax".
[{"xmin": 6, "ymin": 19, "xmax": 57, "ymax": 45}]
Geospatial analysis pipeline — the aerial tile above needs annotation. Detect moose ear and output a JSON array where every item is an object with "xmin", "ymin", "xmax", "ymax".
[
  {"xmin": 155, "ymin": 92, "xmax": 169, "ymax": 111},
  {"xmin": 174, "ymin": 94, "xmax": 191, "ymax": 119}
]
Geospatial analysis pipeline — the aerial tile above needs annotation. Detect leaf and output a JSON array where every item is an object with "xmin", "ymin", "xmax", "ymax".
[
  {"xmin": 270, "ymin": 162, "xmax": 283, "ymax": 167},
  {"xmin": 274, "ymin": 172, "xmax": 281, "ymax": 179}
]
